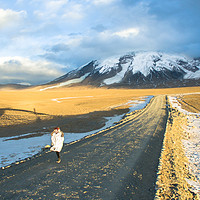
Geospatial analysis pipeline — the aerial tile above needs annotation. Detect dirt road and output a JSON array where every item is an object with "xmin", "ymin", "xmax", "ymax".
[{"xmin": 0, "ymin": 95, "xmax": 168, "ymax": 200}]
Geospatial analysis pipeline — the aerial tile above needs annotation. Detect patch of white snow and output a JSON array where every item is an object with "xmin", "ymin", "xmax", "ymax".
[
  {"xmin": 184, "ymin": 69, "xmax": 200, "ymax": 79},
  {"xmin": 52, "ymin": 96, "xmax": 93, "ymax": 103},
  {"xmin": 169, "ymin": 96, "xmax": 200, "ymax": 195},
  {"xmin": 95, "ymin": 56, "xmax": 119, "ymax": 74},
  {"xmin": 104, "ymin": 61, "xmax": 131, "ymax": 85},
  {"xmin": 40, "ymin": 73, "xmax": 90, "ymax": 91}
]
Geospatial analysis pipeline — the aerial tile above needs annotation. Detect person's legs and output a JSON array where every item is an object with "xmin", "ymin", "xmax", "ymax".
[
  {"xmin": 56, "ymin": 151, "xmax": 60, "ymax": 159},
  {"xmin": 56, "ymin": 151, "xmax": 61, "ymax": 163}
]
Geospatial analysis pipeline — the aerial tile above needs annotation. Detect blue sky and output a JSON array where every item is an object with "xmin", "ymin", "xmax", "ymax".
[{"xmin": 0, "ymin": 0, "xmax": 200, "ymax": 85}]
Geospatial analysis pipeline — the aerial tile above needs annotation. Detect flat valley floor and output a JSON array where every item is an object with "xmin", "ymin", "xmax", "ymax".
[{"xmin": 0, "ymin": 95, "xmax": 167, "ymax": 199}]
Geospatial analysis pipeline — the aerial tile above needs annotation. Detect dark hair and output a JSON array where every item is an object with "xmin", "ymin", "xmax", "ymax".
[{"xmin": 54, "ymin": 127, "xmax": 60, "ymax": 130}]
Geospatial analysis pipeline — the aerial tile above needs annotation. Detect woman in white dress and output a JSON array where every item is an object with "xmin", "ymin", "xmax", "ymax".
[{"xmin": 50, "ymin": 127, "xmax": 64, "ymax": 163}]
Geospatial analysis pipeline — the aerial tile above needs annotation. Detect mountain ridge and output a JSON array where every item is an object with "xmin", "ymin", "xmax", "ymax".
[{"xmin": 43, "ymin": 51, "xmax": 200, "ymax": 90}]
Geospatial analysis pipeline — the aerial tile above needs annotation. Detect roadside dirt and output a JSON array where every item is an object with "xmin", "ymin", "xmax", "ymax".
[
  {"xmin": 0, "ymin": 95, "xmax": 167, "ymax": 199},
  {"xmin": 155, "ymin": 104, "xmax": 199, "ymax": 200}
]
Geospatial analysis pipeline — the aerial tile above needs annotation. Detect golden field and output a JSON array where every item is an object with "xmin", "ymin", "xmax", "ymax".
[
  {"xmin": 0, "ymin": 86, "xmax": 200, "ymax": 127},
  {"xmin": 1, "ymin": 86, "xmax": 200, "ymax": 115},
  {"xmin": 178, "ymin": 94, "xmax": 200, "ymax": 113}
]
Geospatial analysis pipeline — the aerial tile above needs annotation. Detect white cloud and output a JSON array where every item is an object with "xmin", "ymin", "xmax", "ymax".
[
  {"xmin": 33, "ymin": 0, "xmax": 68, "ymax": 20},
  {"xmin": 92, "ymin": 0, "xmax": 116, "ymax": 5},
  {"xmin": 45, "ymin": 0, "xmax": 68, "ymax": 11},
  {"xmin": 16, "ymin": 0, "xmax": 24, "ymax": 3},
  {"xmin": 0, "ymin": 9, "xmax": 26, "ymax": 30},
  {"xmin": 33, "ymin": 0, "xmax": 84, "ymax": 22},
  {"xmin": 97, "ymin": 28, "xmax": 140, "ymax": 40},
  {"xmin": 62, "ymin": 4, "xmax": 84, "ymax": 20},
  {"xmin": 0, "ymin": 56, "xmax": 64, "ymax": 84},
  {"xmin": 112, "ymin": 28, "xmax": 140, "ymax": 38}
]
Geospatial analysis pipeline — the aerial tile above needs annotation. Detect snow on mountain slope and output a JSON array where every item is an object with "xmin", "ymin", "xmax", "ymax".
[
  {"xmin": 42, "ymin": 51, "xmax": 200, "ymax": 90},
  {"xmin": 185, "ymin": 70, "xmax": 200, "ymax": 79},
  {"xmin": 104, "ymin": 57, "xmax": 132, "ymax": 85},
  {"xmin": 96, "ymin": 56, "xmax": 119, "ymax": 74},
  {"xmin": 40, "ymin": 73, "xmax": 90, "ymax": 91}
]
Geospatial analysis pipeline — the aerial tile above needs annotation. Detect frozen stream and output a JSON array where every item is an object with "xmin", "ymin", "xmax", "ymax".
[{"xmin": 0, "ymin": 96, "xmax": 153, "ymax": 168}]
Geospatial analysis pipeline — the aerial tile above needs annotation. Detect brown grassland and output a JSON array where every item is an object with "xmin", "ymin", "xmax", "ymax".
[
  {"xmin": 0, "ymin": 86, "xmax": 200, "ymax": 127},
  {"xmin": 177, "ymin": 94, "xmax": 200, "ymax": 113}
]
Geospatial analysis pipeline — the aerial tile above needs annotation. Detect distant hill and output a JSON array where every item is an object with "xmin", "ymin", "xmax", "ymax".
[
  {"xmin": 0, "ymin": 84, "xmax": 31, "ymax": 90},
  {"xmin": 41, "ymin": 51, "xmax": 200, "ymax": 90}
]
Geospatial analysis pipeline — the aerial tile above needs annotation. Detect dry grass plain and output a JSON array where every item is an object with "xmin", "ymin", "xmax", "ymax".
[
  {"xmin": 0, "ymin": 86, "xmax": 200, "ymax": 127},
  {"xmin": 178, "ymin": 94, "xmax": 200, "ymax": 113}
]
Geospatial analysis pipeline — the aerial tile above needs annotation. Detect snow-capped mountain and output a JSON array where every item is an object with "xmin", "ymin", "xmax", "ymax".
[{"xmin": 42, "ymin": 52, "xmax": 200, "ymax": 90}]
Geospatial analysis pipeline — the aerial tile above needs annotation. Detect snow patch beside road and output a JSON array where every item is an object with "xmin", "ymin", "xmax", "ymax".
[{"xmin": 169, "ymin": 96, "xmax": 200, "ymax": 195}]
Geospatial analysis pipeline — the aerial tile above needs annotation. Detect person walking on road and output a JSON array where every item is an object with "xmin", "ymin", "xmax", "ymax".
[{"xmin": 50, "ymin": 127, "xmax": 64, "ymax": 163}]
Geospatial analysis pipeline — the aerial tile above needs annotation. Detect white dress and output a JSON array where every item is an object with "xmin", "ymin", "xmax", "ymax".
[{"xmin": 50, "ymin": 131, "xmax": 64, "ymax": 152}]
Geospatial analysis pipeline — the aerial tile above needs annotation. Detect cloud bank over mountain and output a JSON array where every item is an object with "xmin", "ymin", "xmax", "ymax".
[
  {"xmin": 0, "ymin": 57, "xmax": 64, "ymax": 85},
  {"xmin": 0, "ymin": 0, "xmax": 200, "ymax": 84}
]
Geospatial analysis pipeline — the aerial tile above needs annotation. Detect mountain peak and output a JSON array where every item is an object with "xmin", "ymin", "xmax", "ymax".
[{"xmin": 43, "ymin": 51, "xmax": 200, "ymax": 90}]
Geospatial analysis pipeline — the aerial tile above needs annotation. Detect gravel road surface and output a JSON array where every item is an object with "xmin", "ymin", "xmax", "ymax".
[{"xmin": 0, "ymin": 95, "xmax": 168, "ymax": 200}]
